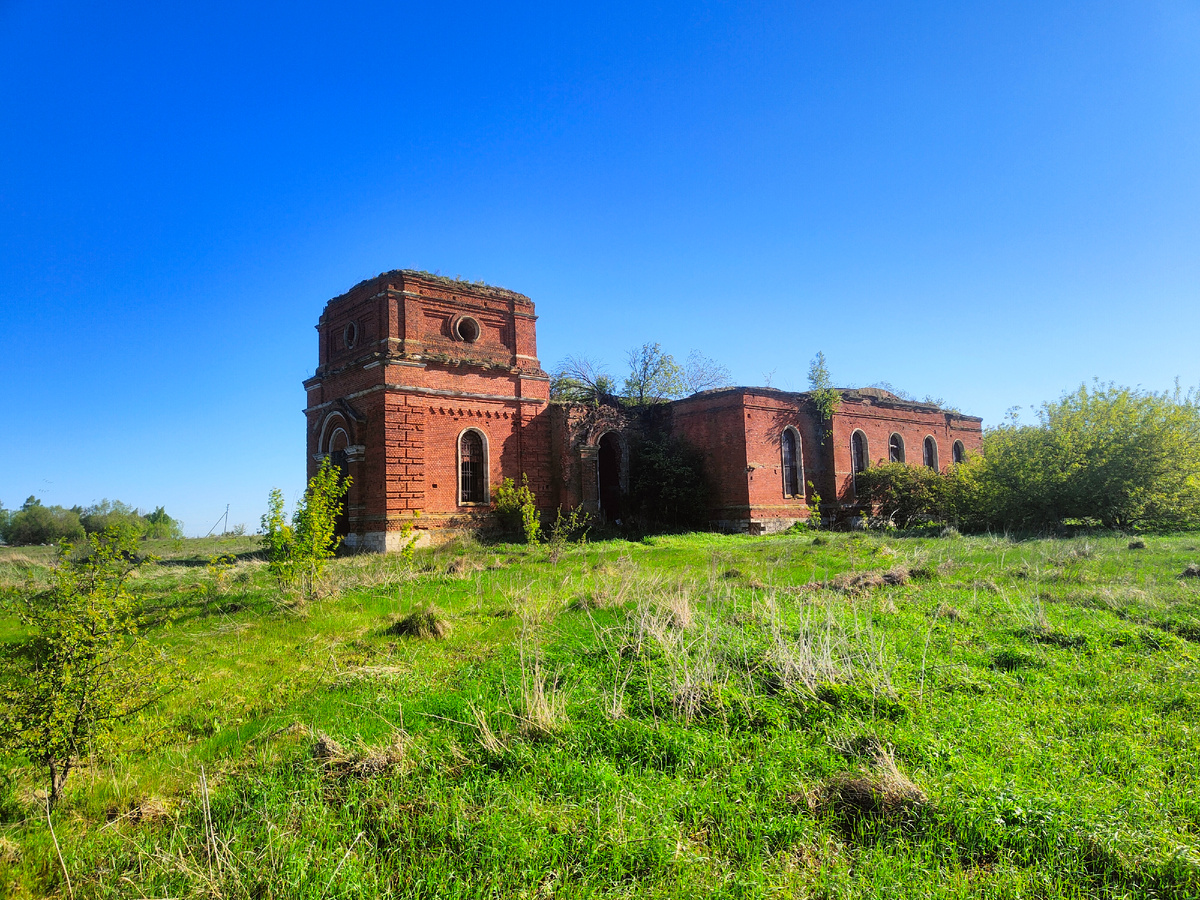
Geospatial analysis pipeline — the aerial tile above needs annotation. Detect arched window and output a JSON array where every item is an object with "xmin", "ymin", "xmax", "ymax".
[
  {"xmin": 459, "ymin": 430, "xmax": 487, "ymax": 504},
  {"xmin": 781, "ymin": 428, "xmax": 802, "ymax": 498},
  {"xmin": 952, "ymin": 440, "xmax": 965, "ymax": 465},
  {"xmin": 851, "ymin": 430, "xmax": 868, "ymax": 474},
  {"xmin": 923, "ymin": 436, "xmax": 938, "ymax": 469},
  {"xmin": 888, "ymin": 433, "xmax": 905, "ymax": 464}
]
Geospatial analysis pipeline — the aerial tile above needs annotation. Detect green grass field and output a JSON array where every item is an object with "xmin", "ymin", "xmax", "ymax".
[{"xmin": 1, "ymin": 528, "xmax": 1199, "ymax": 898}]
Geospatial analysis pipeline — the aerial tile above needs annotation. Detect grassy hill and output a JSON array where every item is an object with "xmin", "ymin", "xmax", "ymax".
[{"xmin": 1, "ymin": 528, "xmax": 1199, "ymax": 898}]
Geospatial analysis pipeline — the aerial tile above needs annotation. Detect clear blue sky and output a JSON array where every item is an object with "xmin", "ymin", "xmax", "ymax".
[{"xmin": 2, "ymin": 1, "xmax": 1197, "ymax": 535}]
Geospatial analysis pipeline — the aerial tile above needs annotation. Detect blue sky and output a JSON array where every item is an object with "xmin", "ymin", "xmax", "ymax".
[{"xmin": 2, "ymin": 1, "xmax": 1198, "ymax": 535}]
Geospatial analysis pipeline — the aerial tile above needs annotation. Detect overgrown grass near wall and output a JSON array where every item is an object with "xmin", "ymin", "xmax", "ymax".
[{"xmin": 1, "ymin": 529, "xmax": 1198, "ymax": 898}]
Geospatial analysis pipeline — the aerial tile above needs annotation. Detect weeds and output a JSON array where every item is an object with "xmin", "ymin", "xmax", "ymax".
[{"xmin": 2, "ymin": 529, "xmax": 1200, "ymax": 898}]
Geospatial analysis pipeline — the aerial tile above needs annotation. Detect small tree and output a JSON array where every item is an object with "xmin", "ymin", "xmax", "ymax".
[
  {"xmin": 550, "ymin": 355, "xmax": 616, "ymax": 404},
  {"xmin": 807, "ymin": 352, "xmax": 840, "ymax": 431},
  {"xmin": 622, "ymin": 343, "xmax": 685, "ymax": 406},
  {"xmin": 143, "ymin": 506, "xmax": 184, "ymax": 540},
  {"xmin": 261, "ymin": 458, "xmax": 350, "ymax": 596},
  {"xmin": 0, "ymin": 525, "xmax": 176, "ymax": 807},
  {"xmin": 681, "ymin": 350, "xmax": 732, "ymax": 395}
]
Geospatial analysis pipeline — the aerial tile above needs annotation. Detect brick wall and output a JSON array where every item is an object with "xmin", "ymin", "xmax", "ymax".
[
  {"xmin": 306, "ymin": 272, "xmax": 986, "ymax": 548},
  {"xmin": 830, "ymin": 389, "xmax": 983, "ymax": 505}
]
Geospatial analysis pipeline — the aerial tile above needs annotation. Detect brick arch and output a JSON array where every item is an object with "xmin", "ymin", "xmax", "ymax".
[
  {"xmin": 318, "ymin": 411, "xmax": 353, "ymax": 456},
  {"xmin": 594, "ymin": 429, "xmax": 630, "ymax": 519},
  {"xmin": 328, "ymin": 427, "xmax": 350, "ymax": 454}
]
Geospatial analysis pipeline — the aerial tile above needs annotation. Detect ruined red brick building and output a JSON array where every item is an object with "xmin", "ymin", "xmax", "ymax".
[{"xmin": 304, "ymin": 271, "xmax": 983, "ymax": 548}]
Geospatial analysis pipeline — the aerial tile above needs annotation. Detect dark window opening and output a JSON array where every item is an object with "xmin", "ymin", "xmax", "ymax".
[
  {"xmin": 782, "ymin": 429, "xmax": 801, "ymax": 497},
  {"xmin": 888, "ymin": 433, "xmax": 905, "ymax": 464},
  {"xmin": 952, "ymin": 440, "xmax": 965, "ymax": 465},
  {"xmin": 923, "ymin": 436, "xmax": 938, "ymax": 469},
  {"xmin": 851, "ymin": 431, "xmax": 868, "ymax": 474},
  {"xmin": 460, "ymin": 431, "xmax": 486, "ymax": 503}
]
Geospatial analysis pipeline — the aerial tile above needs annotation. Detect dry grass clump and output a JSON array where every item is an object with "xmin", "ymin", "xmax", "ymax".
[
  {"xmin": 386, "ymin": 605, "xmax": 451, "ymax": 639},
  {"xmin": 0, "ymin": 837, "xmax": 21, "ymax": 865},
  {"xmin": 1127, "ymin": 539, "xmax": 1147, "ymax": 550},
  {"xmin": 312, "ymin": 732, "xmax": 408, "ymax": 777},
  {"xmin": 935, "ymin": 602, "xmax": 966, "ymax": 622},
  {"xmin": 1181, "ymin": 564, "xmax": 1200, "ymax": 578},
  {"xmin": 519, "ymin": 656, "xmax": 568, "ymax": 739},
  {"xmin": 760, "ymin": 596, "xmax": 853, "ymax": 695},
  {"xmin": 446, "ymin": 557, "xmax": 485, "ymax": 577},
  {"xmin": 570, "ymin": 564, "xmax": 640, "ymax": 611},
  {"xmin": 820, "ymin": 745, "xmax": 927, "ymax": 822},
  {"xmin": 829, "ymin": 566, "xmax": 909, "ymax": 593},
  {"xmin": 661, "ymin": 585, "xmax": 695, "ymax": 630},
  {"xmin": 467, "ymin": 702, "xmax": 508, "ymax": 754}
]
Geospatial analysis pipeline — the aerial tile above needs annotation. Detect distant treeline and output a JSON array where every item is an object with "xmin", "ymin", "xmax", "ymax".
[{"xmin": 0, "ymin": 498, "xmax": 183, "ymax": 546}]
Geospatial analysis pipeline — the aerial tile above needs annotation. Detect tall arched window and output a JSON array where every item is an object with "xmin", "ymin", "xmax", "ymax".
[
  {"xmin": 459, "ymin": 430, "xmax": 487, "ymax": 504},
  {"xmin": 781, "ymin": 429, "xmax": 802, "ymax": 498},
  {"xmin": 923, "ymin": 436, "xmax": 938, "ymax": 469},
  {"xmin": 851, "ymin": 430, "xmax": 868, "ymax": 475},
  {"xmin": 889, "ymin": 433, "xmax": 905, "ymax": 464},
  {"xmin": 952, "ymin": 440, "xmax": 965, "ymax": 465}
]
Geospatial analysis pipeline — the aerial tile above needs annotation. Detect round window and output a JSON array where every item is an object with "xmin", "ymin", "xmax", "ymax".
[
  {"xmin": 343, "ymin": 321, "xmax": 358, "ymax": 349},
  {"xmin": 453, "ymin": 315, "xmax": 481, "ymax": 343}
]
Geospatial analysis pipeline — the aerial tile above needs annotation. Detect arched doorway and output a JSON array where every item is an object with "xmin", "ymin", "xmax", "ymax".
[{"xmin": 597, "ymin": 432, "xmax": 623, "ymax": 522}]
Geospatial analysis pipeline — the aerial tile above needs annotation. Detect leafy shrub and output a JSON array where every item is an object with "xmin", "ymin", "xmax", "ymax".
[
  {"xmin": 973, "ymin": 381, "xmax": 1200, "ymax": 531},
  {"xmin": 260, "ymin": 458, "xmax": 350, "ymax": 596},
  {"xmin": 78, "ymin": 499, "xmax": 145, "ymax": 535},
  {"xmin": 0, "ymin": 525, "xmax": 177, "ymax": 807},
  {"xmin": 545, "ymin": 506, "xmax": 591, "ymax": 561},
  {"xmin": 493, "ymin": 474, "xmax": 541, "ymax": 543},
  {"xmin": 854, "ymin": 463, "xmax": 948, "ymax": 527}
]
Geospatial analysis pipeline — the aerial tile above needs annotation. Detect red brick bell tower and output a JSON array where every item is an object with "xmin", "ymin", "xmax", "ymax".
[{"xmin": 303, "ymin": 271, "xmax": 552, "ymax": 550}]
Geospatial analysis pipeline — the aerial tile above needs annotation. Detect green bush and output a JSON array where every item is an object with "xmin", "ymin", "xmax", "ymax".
[
  {"xmin": 261, "ymin": 458, "xmax": 350, "ymax": 595},
  {"xmin": 975, "ymin": 382, "xmax": 1200, "ymax": 531},
  {"xmin": 854, "ymin": 463, "xmax": 949, "ymax": 528},
  {"xmin": 0, "ymin": 525, "xmax": 177, "ymax": 807},
  {"xmin": 142, "ymin": 506, "xmax": 184, "ymax": 540},
  {"xmin": 493, "ymin": 474, "xmax": 541, "ymax": 543}
]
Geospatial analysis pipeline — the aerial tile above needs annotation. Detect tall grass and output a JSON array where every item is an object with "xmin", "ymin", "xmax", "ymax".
[{"xmin": 0, "ymin": 529, "xmax": 1198, "ymax": 897}]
